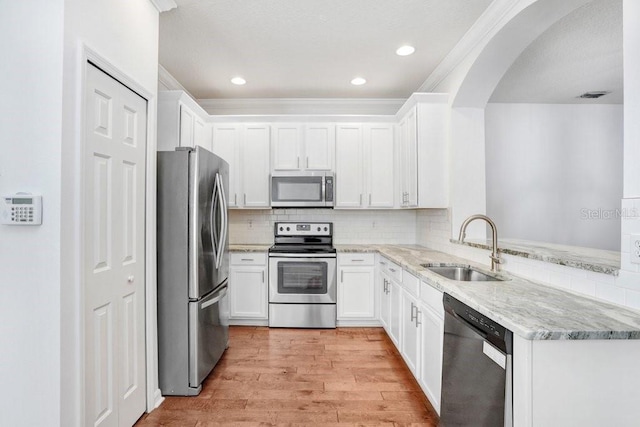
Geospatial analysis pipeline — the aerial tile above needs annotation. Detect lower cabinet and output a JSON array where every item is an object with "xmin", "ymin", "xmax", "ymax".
[
  {"xmin": 388, "ymin": 280, "xmax": 402, "ymax": 346},
  {"xmin": 418, "ymin": 302, "xmax": 444, "ymax": 413},
  {"xmin": 400, "ymin": 288, "xmax": 421, "ymax": 376},
  {"xmin": 229, "ymin": 253, "xmax": 268, "ymax": 325},
  {"xmin": 337, "ymin": 253, "xmax": 377, "ymax": 325}
]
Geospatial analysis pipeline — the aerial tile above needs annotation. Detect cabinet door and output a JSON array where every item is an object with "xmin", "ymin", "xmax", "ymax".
[
  {"xmin": 335, "ymin": 125, "xmax": 364, "ymax": 208},
  {"xmin": 401, "ymin": 290, "xmax": 421, "ymax": 376},
  {"xmin": 242, "ymin": 125, "xmax": 271, "ymax": 207},
  {"xmin": 337, "ymin": 266, "xmax": 375, "ymax": 320},
  {"xmin": 419, "ymin": 304, "xmax": 443, "ymax": 414},
  {"xmin": 212, "ymin": 124, "xmax": 241, "ymax": 208},
  {"xmin": 389, "ymin": 280, "xmax": 401, "ymax": 347},
  {"xmin": 402, "ymin": 107, "xmax": 418, "ymax": 207},
  {"xmin": 379, "ymin": 272, "xmax": 391, "ymax": 331},
  {"xmin": 179, "ymin": 104, "xmax": 195, "ymax": 147},
  {"xmin": 365, "ymin": 124, "xmax": 395, "ymax": 208},
  {"xmin": 193, "ymin": 117, "xmax": 210, "ymax": 151},
  {"xmin": 305, "ymin": 124, "xmax": 334, "ymax": 170},
  {"xmin": 229, "ymin": 266, "xmax": 268, "ymax": 319},
  {"xmin": 272, "ymin": 124, "xmax": 302, "ymax": 171}
]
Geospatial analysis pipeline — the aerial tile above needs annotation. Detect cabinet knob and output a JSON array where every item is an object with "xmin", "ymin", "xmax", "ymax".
[{"xmin": 127, "ymin": 275, "xmax": 134, "ymax": 283}]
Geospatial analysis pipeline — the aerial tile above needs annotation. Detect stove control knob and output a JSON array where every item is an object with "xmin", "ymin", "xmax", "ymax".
[
  {"xmin": 279, "ymin": 226, "xmax": 283, "ymax": 231},
  {"xmin": 286, "ymin": 227, "xmax": 290, "ymax": 231},
  {"xmin": 324, "ymin": 227, "xmax": 328, "ymax": 231},
  {"xmin": 317, "ymin": 227, "xmax": 321, "ymax": 231}
]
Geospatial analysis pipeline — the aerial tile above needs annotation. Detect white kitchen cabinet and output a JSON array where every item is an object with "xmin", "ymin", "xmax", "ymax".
[
  {"xmin": 417, "ymin": 280, "xmax": 444, "ymax": 414},
  {"xmin": 389, "ymin": 279, "xmax": 402, "ymax": 347},
  {"xmin": 158, "ymin": 91, "xmax": 212, "ymax": 152},
  {"xmin": 271, "ymin": 123, "xmax": 334, "ymax": 171},
  {"xmin": 401, "ymin": 288, "xmax": 421, "ymax": 376},
  {"xmin": 337, "ymin": 254, "xmax": 377, "ymax": 325},
  {"xmin": 212, "ymin": 123, "xmax": 271, "ymax": 209},
  {"xmin": 418, "ymin": 301, "xmax": 444, "ymax": 414},
  {"xmin": 335, "ymin": 123, "xmax": 394, "ymax": 209},
  {"xmin": 396, "ymin": 95, "xmax": 448, "ymax": 208},
  {"xmin": 229, "ymin": 253, "xmax": 268, "ymax": 324},
  {"xmin": 379, "ymin": 271, "xmax": 391, "ymax": 331}
]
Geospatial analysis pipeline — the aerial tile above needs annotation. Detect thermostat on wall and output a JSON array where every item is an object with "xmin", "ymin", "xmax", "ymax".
[{"xmin": 1, "ymin": 193, "xmax": 42, "ymax": 225}]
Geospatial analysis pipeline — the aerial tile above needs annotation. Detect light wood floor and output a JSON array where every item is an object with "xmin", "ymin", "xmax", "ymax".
[{"xmin": 136, "ymin": 326, "xmax": 438, "ymax": 426}]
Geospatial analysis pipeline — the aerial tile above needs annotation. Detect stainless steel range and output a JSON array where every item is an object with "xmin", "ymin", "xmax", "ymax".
[{"xmin": 268, "ymin": 222, "xmax": 337, "ymax": 328}]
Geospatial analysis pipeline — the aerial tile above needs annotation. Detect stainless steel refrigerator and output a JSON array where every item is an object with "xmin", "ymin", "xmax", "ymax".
[{"xmin": 157, "ymin": 146, "xmax": 229, "ymax": 396}]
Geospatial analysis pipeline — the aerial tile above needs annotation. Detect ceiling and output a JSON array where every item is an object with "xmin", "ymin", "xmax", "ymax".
[
  {"xmin": 159, "ymin": 0, "xmax": 623, "ymax": 105},
  {"xmin": 159, "ymin": 0, "xmax": 492, "ymax": 99},
  {"xmin": 490, "ymin": 0, "xmax": 622, "ymax": 104}
]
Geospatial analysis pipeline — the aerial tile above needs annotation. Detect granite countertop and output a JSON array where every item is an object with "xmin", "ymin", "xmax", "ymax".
[
  {"xmin": 452, "ymin": 238, "xmax": 620, "ymax": 276},
  {"xmin": 335, "ymin": 244, "xmax": 640, "ymax": 340},
  {"xmin": 229, "ymin": 244, "xmax": 272, "ymax": 252}
]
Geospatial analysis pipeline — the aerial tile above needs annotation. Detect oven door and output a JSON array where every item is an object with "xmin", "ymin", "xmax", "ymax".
[{"xmin": 269, "ymin": 255, "xmax": 337, "ymax": 303}]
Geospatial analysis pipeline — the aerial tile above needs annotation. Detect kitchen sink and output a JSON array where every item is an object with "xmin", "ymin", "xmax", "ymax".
[{"xmin": 421, "ymin": 264, "xmax": 506, "ymax": 282}]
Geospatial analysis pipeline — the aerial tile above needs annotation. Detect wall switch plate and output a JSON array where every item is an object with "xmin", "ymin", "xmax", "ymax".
[{"xmin": 631, "ymin": 234, "xmax": 640, "ymax": 264}]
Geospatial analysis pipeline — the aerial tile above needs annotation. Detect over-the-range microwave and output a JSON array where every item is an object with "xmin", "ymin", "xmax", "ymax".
[{"xmin": 271, "ymin": 172, "xmax": 334, "ymax": 208}]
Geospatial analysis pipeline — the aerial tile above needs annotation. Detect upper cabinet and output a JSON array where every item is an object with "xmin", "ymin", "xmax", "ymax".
[
  {"xmin": 397, "ymin": 96, "xmax": 449, "ymax": 208},
  {"xmin": 158, "ymin": 91, "xmax": 212, "ymax": 152},
  {"xmin": 335, "ymin": 123, "xmax": 395, "ymax": 209},
  {"xmin": 212, "ymin": 123, "xmax": 271, "ymax": 209},
  {"xmin": 271, "ymin": 123, "xmax": 335, "ymax": 172}
]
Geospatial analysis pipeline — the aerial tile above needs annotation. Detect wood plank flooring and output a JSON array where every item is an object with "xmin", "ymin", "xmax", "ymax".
[{"xmin": 136, "ymin": 326, "xmax": 438, "ymax": 426}]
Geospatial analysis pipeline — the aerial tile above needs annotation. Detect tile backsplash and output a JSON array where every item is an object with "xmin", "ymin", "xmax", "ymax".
[{"xmin": 229, "ymin": 208, "xmax": 418, "ymax": 245}]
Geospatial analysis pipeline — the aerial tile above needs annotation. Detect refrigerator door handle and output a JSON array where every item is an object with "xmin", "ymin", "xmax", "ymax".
[
  {"xmin": 214, "ymin": 173, "xmax": 227, "ymax": 270},
  {"xmin": 210, "ymin": 173, "xmax": 221, "ymax": 267},
  {"xmin": 201, "ymin": 286, "xmax": 228, "ymax": 309}
]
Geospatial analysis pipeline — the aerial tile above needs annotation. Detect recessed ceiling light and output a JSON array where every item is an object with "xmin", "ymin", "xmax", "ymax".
[
  {"xmin": 396, "ymin": 45, "xmax": 415, "ymax": 56},
  {"xmin": 351, "ymin": 77, "xmax": 367, "ymax": 86},
  {"xmin": 231, "ymin": 77, "xmax": 246, "ymax": 85}
]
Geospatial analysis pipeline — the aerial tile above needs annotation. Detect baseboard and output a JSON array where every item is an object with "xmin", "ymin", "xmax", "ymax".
[
  {"xmin": 336, "ymin": 319, "xmax": 382, "ymax": 327},
  {"xmin": 229, "ymin": 319, "xmax": 269, "ymax": 327},
  {"xmin": 153, "ymin": 388, "xmax": 164, "ymax": 409}
]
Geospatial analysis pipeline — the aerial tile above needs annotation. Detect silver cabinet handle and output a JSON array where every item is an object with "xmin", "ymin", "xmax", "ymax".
[
  {"xmin": 297, "ymin": 157, "xmax": 300, "ymax": 169},
  {"xmin": 127, "ymin": 275, "xmax": 134, "ymax": 283},
  {"xmin": 415, "ymin": 308, "xmax": 422, "ymax": 327},
  {"xmin": 262, "ymin": 270, "xmax": 265, "ymax": 283},
  {"xmin": 241, "ymin": 258, "xmax": 253, "ymax": 261},
  {"xmin": 389, "ymin": 268, "xmax": 397, "ymax": 273},
  {"xmin": 410, "ymin": 302, "xmax": 417, "ymax": 322},
  {"xmin": 379, "ymin": 261, "xmax": 387, "ymax": 265},
  {"xmin": 306, "ymin": 157, "xmax": 309, "ymax": 169},
  {"xmin": 351, "ymin": 259, "xmax": 364, "ymax": 262},
  {"xmin": 359, "ymin": 194, "xmax": 363, "ymax": 206},
  {"xmin": 234, "ymin": 193, "xmax": 237, "ymax": 205},
  {"xmin": 244, "ymin": 193, "xmax": 247, "ymax": 205},
  {"xmin": 369, "ymin": 194, "xmax": 372, "ymax": 206},
  {"xmin": 341, "ymin": 270, "xmax": 344, "ymax": 282}
]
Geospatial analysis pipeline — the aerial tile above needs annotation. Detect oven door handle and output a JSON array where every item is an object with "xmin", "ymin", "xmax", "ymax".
[{"xmin": 269, "ymin": 253, "xmax": 336, "ymax": 259}]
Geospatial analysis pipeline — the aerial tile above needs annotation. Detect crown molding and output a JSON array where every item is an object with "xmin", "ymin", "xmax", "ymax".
[
  {"xmin": 197, "ymin": 98, "xmax": 406, "ymax": 116},
  {"xmin": 418, "ymin": 0, "xmax": 534, "ymax": 93},
  {"xmin": 158, "ymin": 64, "xmax": 195, "ymax": 98},
  {"xmin": 149, "ymin": 0, "xmax": 177, "ymax": 13}
]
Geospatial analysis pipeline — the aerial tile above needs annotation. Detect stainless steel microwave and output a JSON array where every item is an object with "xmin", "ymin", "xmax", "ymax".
[{"xmin": 271, "ymin": 172, "xmax": 334, "ymax": 207}]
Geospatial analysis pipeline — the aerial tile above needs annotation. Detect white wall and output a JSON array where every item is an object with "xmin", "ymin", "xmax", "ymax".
[
  {"xmin": 485, "ymin": 103, "xmax": 623, "ymax": 251},
  {"xmin": 0, "ymin": 2, "xmax": 65, "ymax": 426},
  {"xmin": 60, "ymin": 1, "xmax": 160, "ymax": 425},
  {"xmin": 230, "ymin": 209, "xmax": 418, "ymax": 245}
]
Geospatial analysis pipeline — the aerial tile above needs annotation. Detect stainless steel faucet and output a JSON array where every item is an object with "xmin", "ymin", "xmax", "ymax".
[{"xmin": 458, "ymin": 214, "xmax": 501, "ymax": 272}]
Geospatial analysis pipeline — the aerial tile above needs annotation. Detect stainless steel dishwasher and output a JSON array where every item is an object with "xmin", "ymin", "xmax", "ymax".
[{"xmin": 440, "ymin": 294, "xmax": 513, "ymax": 427}]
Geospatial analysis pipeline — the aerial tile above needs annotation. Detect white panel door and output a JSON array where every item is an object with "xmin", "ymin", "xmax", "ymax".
[
  {"xmin": 84, "ymin": 63, "xmax": 147, "ymax": 427},
  {"xmin": 305, "ymin": 124, "xmax": 334, "ymax": 170},
  {"xmin": 335, "ymin": 125, "xmax": 364, "ymax": 208},
  {"xmin": 419, "ymin": 304, "xmax": 444, "ymax": 413},
  {"xmin": 229, "ymin": 267, "xmax": 268, "ymax": 319},
  {"xmin": 401, "ymin": 290, "xmax": 421, "ymax": 376},
  {"xmin": 193, "ymin": 116, "xmax": 209, "ymax": 151},
  {"xmin": 366, "ymin": 124, "xmax": 395, "ymax": 208},
  {"xmin": 272, "ymin": 124, "xmax": 301, "ymax": 171},
  {"xmin": 212, "ymin": 124, "xmax": 241, "ymax": 207},
  {"xmin": 402, "ymin": 107, "xmax": 418, "ymax": 207},
  {"xmin": 241, "ymin": 124, "xmax": 271, "ymax": 207},
  {"xmin": 337, "ymin": 267, "xmax": 375, "ymax": 319}
]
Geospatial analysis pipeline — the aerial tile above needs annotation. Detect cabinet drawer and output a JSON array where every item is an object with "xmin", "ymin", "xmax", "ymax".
[
  {"xmin": 420, "ymin": 281, "xmax": 444, "ymax": 318},
  {"xmin": 403, "ymin": 271, "xmax": 420, "ymax": 297},
  {"xmin": 339, "ymin": 253, "xmax": 375, "ymax": 266},
  {"xmin": 379, "ymin": 258, "xmax": 403, "ymax": 283},
  {"xmin": 230, "ymin": 252, "xmax": 267, "ymax": 265}
]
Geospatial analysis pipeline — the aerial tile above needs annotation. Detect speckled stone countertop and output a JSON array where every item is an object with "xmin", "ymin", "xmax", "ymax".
[
  {"xmin": 229, "ymin": 244, "xmax": 272, "ymax": 252},
  {"xmin": 452, "ymin": 238, "xmax": 620, "ymax": 276},
  {"xmin": 335, "ymin": 244, "xmax": 640, "ymax": 340}
]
